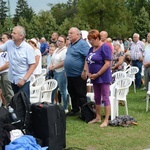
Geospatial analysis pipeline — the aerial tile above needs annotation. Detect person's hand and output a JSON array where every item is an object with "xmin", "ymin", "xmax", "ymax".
[
  {"xmin": 143, "ymin": 62, "xmax": 149, "ymax": 68},
  {"xmin": 49, "ymin": 65, "xmax": 55, "ymax": 70},
  {"xmin": 89, "ymin": 73, "xmax": 99, "ymax": 80},
  {"xmin": 81, "ymin": 71, "xmax": 87, "ymax": 80},
  {"xmin": 17, "ymin": 79, "xmax": 26, "ymax": 87}
]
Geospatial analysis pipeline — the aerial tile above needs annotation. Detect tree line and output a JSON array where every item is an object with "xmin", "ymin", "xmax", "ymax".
[{"xmin": 0, "ymin": 0, "xmax": 150, "ymax": 40}]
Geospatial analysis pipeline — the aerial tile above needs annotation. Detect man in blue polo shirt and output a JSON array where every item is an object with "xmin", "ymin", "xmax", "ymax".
[
  {"xmin": 40, "ymin": 37, "xmax": 49, "ymax": 68},
  {"xmin": 64, "ymin": 27, "xmax": 90, "ymax": 116}
]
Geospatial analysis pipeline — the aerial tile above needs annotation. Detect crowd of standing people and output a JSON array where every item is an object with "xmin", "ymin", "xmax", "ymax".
[{"xmin": 0, "ymin": 25, "xmax": 149, "ymax": 128}]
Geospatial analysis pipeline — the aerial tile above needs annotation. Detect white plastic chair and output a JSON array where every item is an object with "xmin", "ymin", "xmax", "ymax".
[
  {"xmin": 112, "ymin": 71, "xmax": 126, "ymax": 83},
  {"xmin": 146, "ymin": 82, "xmax": 150, "ymax": 112},
  {"xmin": 40, "ymin": 79, "xmax": 58, "ymax": 103},
  {"xmin": 40, "ymin": 68, "xmax": 47, "ymax": 77},
  {"xmin": 125, "ymin": 66, "xmax": 139, "ymax": 93},
  {"xmin": 30, "ymin": 74, "xmax": 35, "ymax": 86},
  {"xmin": 30, "ymin": 76, "xmax": 45, "ymax": 104},
  {"xmin": 109, "ymin": 83, "xmax": 116, "ymax": 120},
  {"xmin": 114, "ymin": 77, "xmax": 132, "ymax": 117},
  {"xmin": 86, "ymin": 78, "xmax": 94, "ymax": 101},
  {"xmin": 86, "ymin": 80, "xmax": 116, "ymax": 121}
]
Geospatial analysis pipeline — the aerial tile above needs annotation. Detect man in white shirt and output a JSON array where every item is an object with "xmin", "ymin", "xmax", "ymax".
[
  {"xmin": 130, "ymin": 33, "xmax": 145, "ymax": 88},
  {"xmin": 0, "ymin": 26, "xmax": 36, "ymax": 100}
]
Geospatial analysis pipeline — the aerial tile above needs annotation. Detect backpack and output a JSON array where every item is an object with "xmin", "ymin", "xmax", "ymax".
[
  {"xmin": 9, "ymin": 91, "xmax": 30, "ymax": 132},
  {"xmin": 0, "ymin": 106, "xmax": 10, "ymax": 123},
  {"xmin": 80, "ymin": 101, "xmax": 96, "ymax": 123}
]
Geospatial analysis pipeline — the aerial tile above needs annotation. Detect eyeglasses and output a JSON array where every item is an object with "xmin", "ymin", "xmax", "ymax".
[{"xmin": 57, "ymin": 40, "xmax": 64, "ymax": 43}]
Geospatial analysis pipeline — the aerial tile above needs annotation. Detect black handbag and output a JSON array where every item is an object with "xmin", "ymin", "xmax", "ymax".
[
  {"xmin": 80, "ymin": 101, "xmax": 96, "ymax": 123},
  {"xmin": 45, "ymin": 70, "xmax": 54, "ymax": 80}
]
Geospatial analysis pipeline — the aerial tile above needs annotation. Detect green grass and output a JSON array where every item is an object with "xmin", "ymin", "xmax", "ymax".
[{"xmin": 66, "ymin": 86, "xmax": 150, "ymax": 150}]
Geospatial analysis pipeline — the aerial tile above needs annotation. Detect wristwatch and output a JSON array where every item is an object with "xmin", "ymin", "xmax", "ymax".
[{"xmin": 23, "ymin": 78, "xmax": 27, "ymax": 82}]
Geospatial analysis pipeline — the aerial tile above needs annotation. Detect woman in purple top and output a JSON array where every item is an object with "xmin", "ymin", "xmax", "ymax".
[{"xmin": 85, "ymin": 30, "xmax": 112, "ymax": 128}]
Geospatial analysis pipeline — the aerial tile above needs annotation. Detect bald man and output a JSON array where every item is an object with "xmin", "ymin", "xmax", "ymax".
[
  {"xmin": 100, "ymin": 31, "xmax": 108, "ymax": 42},
  {"xmin": 64, "ymin": 27, "xmax": 90, "ymax": 116},
  {"xmin": 100, "ymin": 30, "xmax": 113, "ymax": 52}
]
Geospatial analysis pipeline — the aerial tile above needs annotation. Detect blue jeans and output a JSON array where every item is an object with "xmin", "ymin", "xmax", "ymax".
[
  {"xmin": 132, "ymin": 60, "xmax": 142, "ymax": 88},
  {"xmin": 52, "ymin": 70, "xmax": 68, "ymax": 110},
  {"xmin": 11, "ymin": 81, "xmax": 30, "ymax": 102}
]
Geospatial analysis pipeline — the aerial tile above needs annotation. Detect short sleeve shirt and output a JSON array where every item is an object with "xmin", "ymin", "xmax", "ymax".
[
  {"xmin": 0, "ymin": 40, "xmax": 35, "ymax": 84},
  {"xmin": 51, "ymin": 46, "xmax": 67, "ymax": 72},
  {"xmin": 64, "ymin": 39, "xmax": 90, "ymax": 77},
  {"xmin": 86, "ymin": 43, "xmax": 112, "ymax": 84}
]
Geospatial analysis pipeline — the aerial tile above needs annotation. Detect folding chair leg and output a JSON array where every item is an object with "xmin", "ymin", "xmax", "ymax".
[
  {"xmin": 146, "ymin": 95, "xmax": 149, "ymax": 112},
  {"xmin": 125, "ymin": 101, "xmax": 128, "ymax": 115},
  {"xmin": 133, "ymin": 81, "xmax": 136, "ymax": 93},
  {"xmin": 116, "ymin": 101, "xmax": 119, "ymax": 116},
  {"xmin": 110, "ymin": 96, "xmax": 116, "ymax": 120}
]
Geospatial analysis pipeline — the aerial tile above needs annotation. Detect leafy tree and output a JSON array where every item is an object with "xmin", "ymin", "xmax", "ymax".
[
  {"xmin": 17, "ymin": 17, "xmax": 30, "ymax": 38},
  {"xmin": 3, "ymin": 18, "xmax": 14, "ymax": 33},
  {"xmin": 38, "ymin": 10, "xmax": 58, "ymax": 40},
  {"xmin": 58, "ymin": 16, "xmax": 90, "ymax": 36},
  {"xmin": 125, "ymin": 0, "xmax": 150, "ymax": 18},
  {"xmin": 13, "ymin": 0, "xmax": 35, "ymax": 25},
  {"xmin": 0, "ymin": 0, "xmax": 8, "ymax": 26},
  {"xmin": 134, "ymin": 7, "xmax": 150, "ymax": 39},
  {"xmin": 27, "ymin": 15, "xmax": 42, "ymax": 39},
  {"xmin": 50, "ymin": 1, "xmax": 75, "ymax": 26},
  {"xmin": 77, "ymin": 0, "xmax": 133, "ymax": 38}
]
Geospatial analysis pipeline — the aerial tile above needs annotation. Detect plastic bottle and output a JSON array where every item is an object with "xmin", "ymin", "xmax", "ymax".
[{"xmin": 8, "ymin": 106, "xmax": 18, "ymax": 121}]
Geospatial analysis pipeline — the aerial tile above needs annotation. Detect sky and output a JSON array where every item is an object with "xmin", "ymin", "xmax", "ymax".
[{"xmin": 9, "ymin": 0, "xmax": 68, "ymax": 16}]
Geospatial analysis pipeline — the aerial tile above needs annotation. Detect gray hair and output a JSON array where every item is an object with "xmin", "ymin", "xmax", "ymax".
[
  {"xmin": 70, "ymin": 27, "xmax": 81, "ymax": 35},
  {"xmin": 13, "ymin": 25, "xmax": 26, "ymax": 38},
  {"xmin": 133, "ymin": 33, "xmax": 140, "ymax": 38},
  {"xmin": 113, "ymin": 41, "xmax": 121, "ymax": 47}
]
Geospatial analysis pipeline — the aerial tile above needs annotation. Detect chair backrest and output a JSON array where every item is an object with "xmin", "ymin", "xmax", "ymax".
[
  {"xmin": 40, "ymin": 68, "xmax": 47, "ymax": 77},
  {"xmin": 31, "ymin": 76, "xmax": 45, "ymax": 86},
  {"xmin": 125, "ymin": 66, "xmax": 139, "ymax": 81},
  {"xmin": 40, "ymin": 79, "xmax": 58, "ymax": 103},
  {"xmin": 30, "ymin": 76, "xmax": 45, "ymax": 97},
  {"xmin": 122, "ymin": 62, "xmax": 128, "ymax": 71},
  {"xmin": 30, "ymin": 74, "xmax": 35, "ymax": 86},
  {"xmin": 115, "ymin": 77, "xmax": 132, "ymax": 101},
  {"xmin": 112, "ymin": 71, "xmax": 126, "ymax": 83}
]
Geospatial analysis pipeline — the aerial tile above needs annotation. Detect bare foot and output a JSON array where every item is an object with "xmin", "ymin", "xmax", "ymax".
[
  {"xmin": 88, "ymin": 118, "xmax": 101, "ymax": 124},
  {"xmin": 100, "ymin": 121, "xmax": 108, "ymax": 128}
]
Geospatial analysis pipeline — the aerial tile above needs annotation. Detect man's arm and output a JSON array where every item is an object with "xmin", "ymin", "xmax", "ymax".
[
  {"xmin": 17, "ymin": 63, "xmax": 36, "ymax": 87},
  {"xmin": 0, "ymin": 62, "xmax": 9, "ymax": 71}
]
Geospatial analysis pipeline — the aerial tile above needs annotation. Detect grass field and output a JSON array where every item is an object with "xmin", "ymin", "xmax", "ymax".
[{"xmin": 65, "ymin": 86, "xmax": 150, "ymax": 150}]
